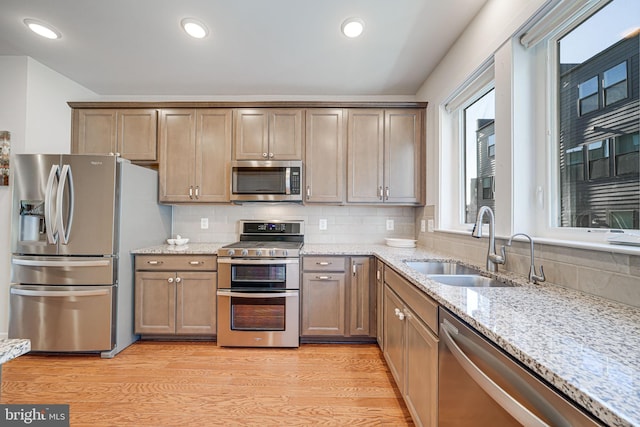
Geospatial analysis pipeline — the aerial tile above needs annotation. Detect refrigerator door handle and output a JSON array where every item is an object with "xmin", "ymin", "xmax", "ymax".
[
  {"xmin": 56, "ymin": 164, "xmax": 75, "ymax": 245},
  {"xmin": 11, "ymin": 287, "xmax": 111, "ymax": 297},
  {"xmin": 12, "ymin": 258, "xmax": 111, "ymax": 268},
  {"xmin": 45, "ymin": 164, "xmax": 60, "ymax": 244}
]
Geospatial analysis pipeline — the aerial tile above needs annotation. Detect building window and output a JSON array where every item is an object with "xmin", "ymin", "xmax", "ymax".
[
  {"xmin": 578, "ymin": 76, "xmax": 599, "ymax": 115},
  {"xmin": 587, "ymin": 140, "xmax": 610, "ymax": 180},
  {"xmin": 464, "ymin": 89, "xmax": 495, "ymax": 223},
  {"xmin": 603, "ymin": 61, "xmax": 628, "ymax": 106},
  {"xmin": 487, "ymin": 133, "xmax": 495, "ymax": 158},
  {"xmin": 615, "ymin": 132, "xmax": 639, "ymax": 175},
  {"xmin": 556, "ymin": 0, "xmax": 639, "ymax": 230}
]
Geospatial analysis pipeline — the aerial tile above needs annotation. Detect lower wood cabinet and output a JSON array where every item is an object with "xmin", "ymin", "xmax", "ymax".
[
  {"xmin": 301, "ymin": 255, "xmax": 375, "ymax": 339},
  {"xmin": 383, "ymin": 266, "xmax": 438, "ymax": 427},
  {"xmin": 134, "ymin": 254, "xmax": 217, "ymax": 337}
]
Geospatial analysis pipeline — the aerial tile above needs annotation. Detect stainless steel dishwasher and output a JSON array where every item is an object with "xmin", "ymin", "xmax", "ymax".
[{"xmin": 438, "ymin": 308, "xmax": 603, "ymax": 426}]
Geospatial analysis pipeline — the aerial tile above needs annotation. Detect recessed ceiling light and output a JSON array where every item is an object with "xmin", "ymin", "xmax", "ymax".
[
  {"xmin": 181, "ymin": 18, "xmax": 208, "ymax": 39},
  {"xmin": 24, "ymin": 19, "xmax": 61, "ymax": 40},
  {"xmin": 341, "ymin": 18, "xmax": 364, "ymax": 38}
]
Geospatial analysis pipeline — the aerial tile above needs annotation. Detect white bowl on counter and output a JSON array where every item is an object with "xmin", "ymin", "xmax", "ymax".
[
  {"xmin": 167, "ymin": 237, "xmax": 189, "ymax": 246},
  {"xmin": 385, "ymin": 238, "xmax": 417, "ymax": 248}
]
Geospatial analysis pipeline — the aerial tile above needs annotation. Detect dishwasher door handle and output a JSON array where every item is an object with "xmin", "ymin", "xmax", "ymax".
[{"xmin": 441, "ymin": 320, "xmax": 550, "ymax": 427}]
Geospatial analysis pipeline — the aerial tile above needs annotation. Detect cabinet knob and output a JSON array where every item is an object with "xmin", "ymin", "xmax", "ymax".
[
  {"xmin": 168, "ymin": 277, "xmax": 174, "ymax": 283},
  {"xmin": 175, "ymin": 277, "xmax": 182, "ymax": 283},
  {"xmin": 269, "ymin": 153, "xmax": 274, "ymax": 158},
  {"xmin": 262, "ymin": 153, "xmax": 268, "ymax": 158}
]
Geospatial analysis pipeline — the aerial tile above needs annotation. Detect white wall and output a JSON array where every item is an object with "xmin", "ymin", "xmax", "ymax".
[{"xmin": 0, "ymin": 56, "xmax": 96, "ymax": 337}]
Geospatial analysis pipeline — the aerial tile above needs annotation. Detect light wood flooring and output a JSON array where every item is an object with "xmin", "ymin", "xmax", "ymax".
[{"xmin": 1, "ymin": 342, "xmax": 413, "ymax": 426}]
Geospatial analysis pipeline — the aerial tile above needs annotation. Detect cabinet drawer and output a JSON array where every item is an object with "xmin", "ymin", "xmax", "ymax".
[
  {"xmin": 384, "ymin": 267, "xmax": 438, "ymax": 335},
  {"xmin": 135, "ymin": 255, "xmax": 217, "ymax": 271},
  {"xmin": 303, "ymin": 256, "xmax": 347, "ymax": 272}
]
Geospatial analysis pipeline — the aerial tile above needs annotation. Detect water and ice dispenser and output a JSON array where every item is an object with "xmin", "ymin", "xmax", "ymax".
[{"xmin": 19, "ymin": 201, "xmax": 45, "ymax": 241}]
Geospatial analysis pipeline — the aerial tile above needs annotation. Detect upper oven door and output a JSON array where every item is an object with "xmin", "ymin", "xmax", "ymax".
[
  {"xmin": 230, "ymin": 160, "xmax": 302, "ymax": 202},
  {"xmin": 217, "ymin": 258, "xmax": 300, "ymax": 290}
]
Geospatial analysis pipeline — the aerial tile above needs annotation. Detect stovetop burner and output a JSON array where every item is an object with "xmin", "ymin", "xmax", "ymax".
[{"xmin": 221, "ymin": 220, "xmax": 304, "ymax": 258}]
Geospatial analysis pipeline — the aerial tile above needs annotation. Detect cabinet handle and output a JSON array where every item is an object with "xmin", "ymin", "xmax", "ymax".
[
  {"xmin": 175, "ymin": 277, "xmax": 182, "ymax": 283},
  {"xmin": 385, "ymin": 186, "xmax": 390, "ymax": 200},
  {"xmin": 147, "ymin": 260, "xmax": 163, "ymax": 265},
  {"xmin": 195, "ymin": 186, "xmax": 200, "ymax": 199},
  {"xmin": 376, "ymin": 270, "xmax": 381, "ymax": 280},
  {"xmin": 317, "ymin": 261, "xmax": 331, "ymax": 266},
  {"xmin": 262, "ymin": 152, "xmax": 268, "ymax": 158},
  {"xmin": 188, "ymin": 186, "xmax": 194, "ymax": 199},
  {"xmin": 306, "ymin": 185, "xmax": 311, "ymax": 199},
  {"xmin": 189, "ymin": 261, "xmax": 203, "ymax": 265},
  {"xmin": 316, "ymin": 275, "xmax": 332, "ymax": 280},
  {"xmin": 168, "ymin": 277, "xmax": 174, "ymax": 283},
  {"xmin": 379, "ymin": 186, "xmax": 383, "ymax": 200},
  {"xmin": 352, "ymin": 263, "xmax": 356, "ymax": 276}
]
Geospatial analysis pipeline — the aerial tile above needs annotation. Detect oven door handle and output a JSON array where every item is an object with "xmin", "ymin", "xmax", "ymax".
[
  {"xmin": 217, "ymin": 258, "xmax": 299, "ymax": 265},
  {"xmin": 216, "ymin": 290, "xmax": 298, "ymax": 298}
]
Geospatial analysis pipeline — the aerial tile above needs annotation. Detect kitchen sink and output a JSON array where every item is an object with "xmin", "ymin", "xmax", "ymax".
[
  {"xmin": 404, "ymin": 260, "xmax": 481, "ymax": 276},
  {"xmin": 427, "ymin": 274, "xmax": 515, "ymax": 288}
]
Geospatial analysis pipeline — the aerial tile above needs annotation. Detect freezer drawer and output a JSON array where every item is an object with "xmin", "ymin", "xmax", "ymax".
[
  {"xmin": 11, "ymin": 255, "xmax": 114, "ymax": 285},
  {"xmin": 9, "ymin": 284, "xmax": 114, "ymax": 352}
]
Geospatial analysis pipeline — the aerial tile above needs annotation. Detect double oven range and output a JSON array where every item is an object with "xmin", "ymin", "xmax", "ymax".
[{"xmin": 216, "ymin": 220, "xmax": 303, "ymax": 348}]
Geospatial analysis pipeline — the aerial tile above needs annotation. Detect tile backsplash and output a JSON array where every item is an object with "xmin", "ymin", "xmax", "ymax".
[{"xmin": 172, "ymin": 204, "xmax": 416, "ymax": 244}]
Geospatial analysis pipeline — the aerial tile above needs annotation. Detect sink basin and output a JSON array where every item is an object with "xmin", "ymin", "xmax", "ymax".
[
  {"xmin": 427, "ymin": 274, "xmax": 514, "ymax": 288},
  {"xmin": 404, "ymin": 260, "xmax": 480, "ymax": 276}
]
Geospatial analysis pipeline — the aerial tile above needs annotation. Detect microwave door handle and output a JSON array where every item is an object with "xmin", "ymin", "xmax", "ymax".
[
  {"xmin": 44, "ymin": 164, "xmax": 59, "ymax": 244},
  {"xmin": 285, "ymin": 167, "xmax": 291, "ymax": 195},
  {"xmin": 56, "ymin": 164, "xmax": 75, "ymax": 245}
]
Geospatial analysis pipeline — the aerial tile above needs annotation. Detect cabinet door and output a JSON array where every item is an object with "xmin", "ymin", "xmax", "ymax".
[
  {"xmin": 385, "ymin": 109, "xmax": 422, "ymax": 204},
  {"xmin": 347, "ymin": 109, "xmax": 384, "ymax": 203},
  {"xmin": 305, "ymin": 109, "xmax": 345, "ymax": 203},
  {"xmin": 135, "ymin": 271, "xmax": 176, "ymax": 335},
  {"xmin": 175, "ymin": 271, "xmax": 217, "ymax": 335},
  {"xmin": 159, "ymin": 109, "xmax": 197, "ymax": 202},
  {"xmin": 301, "ymin": 272, "xmax": 346, "ymax": 336},
  {"xmin": 383, "ymin": 286, "xmax": 405, "ymax": 389},
  {"xmin": 71, "ymin": 109, "xmax": 117, "ymax": 155},
  {"xmin": 117, "ymin": 109, "xmax": 158, "ymax": 161},
  {"xmin": 269, "ymin": 109, "xmax": 303, "ymax": 160},
  {"xmin": 375, "ymin": 259, "xmax": 385, "ymax": 349},
  {"xmin": 405, "ymin": 311, "xmax": 438, "ymax": 427},
  {"xmin": 196, "ymin": 109, "xmax": 232, "ymax": 202},
  {"xmin": 233, "ymin": 109, "xmax": 269, "ymax": 160},
  {"xmin": 348, "ymin": 256, "xmax": 372, "ymax": 336}
]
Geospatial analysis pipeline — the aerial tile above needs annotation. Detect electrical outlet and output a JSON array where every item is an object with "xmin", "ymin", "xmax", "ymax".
[
  {"xmin": 200, "ymin": 218, "xmax": 209, "ymax": 229},
  {"xmin": 427, "ymin": 219, "xmax": 434, "ymax": 233},
  {"xmin": 319, "ymin": 219, "xmax": 327, "ymax": 230},
  {"xmin": 420, "ymin": 220, "xmax": 426, "ymax": 233},
  {"xmin": 386, "ymin": 219, "xmax": 394, "ymax": 231}
]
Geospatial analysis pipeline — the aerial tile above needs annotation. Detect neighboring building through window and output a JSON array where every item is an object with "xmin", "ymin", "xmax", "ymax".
[{"xmin": 557, "ymin": 0, "xmax": 639, "ymax": 230}]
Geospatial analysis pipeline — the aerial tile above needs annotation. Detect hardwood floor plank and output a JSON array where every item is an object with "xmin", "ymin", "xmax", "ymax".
[{"xmin": 1, "ymin": 342, "xmax": 414, "ymax": 426}]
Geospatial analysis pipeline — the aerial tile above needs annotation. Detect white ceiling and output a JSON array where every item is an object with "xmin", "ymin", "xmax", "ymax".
[{"xmin": 0, "ymin": 0, "xmax": 487, "ymax": 97}]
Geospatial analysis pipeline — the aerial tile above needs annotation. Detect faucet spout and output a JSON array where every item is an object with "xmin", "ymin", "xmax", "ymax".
[
  {"xmin": 471, "ymin": 206, "xmax": 504, "ymax": 272},
  {"xmin": 504, "ymin": 233, "xmax": 546, "ymax": 284}
]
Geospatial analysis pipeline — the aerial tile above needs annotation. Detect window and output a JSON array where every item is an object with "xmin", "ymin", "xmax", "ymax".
[
  {"xmin": 603, "ymin": 61, "xmax": 628, "ymax": 106},
  {"xmin": 578, "ymin": 76, "xmax": 598, "ymax": 115},
  {"xmin": 464, "ymin": 90, "xmax": 495, "ymax": 223},
  {"xmin": 555, "ymin": 0, "xmax": 639, "ymax": 230},
  {"xmin": 487, "ymin": 133, "xmax": 496, "ymax": 158}
]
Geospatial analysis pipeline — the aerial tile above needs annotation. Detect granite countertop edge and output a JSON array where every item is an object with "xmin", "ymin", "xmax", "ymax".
[
  {"xmin": 0, "ymin": 339, "xmax": 31, "ymax": 365},
  {"xmin": 132, "ymin": 242, "xmax": 640, "ymax": 426}
]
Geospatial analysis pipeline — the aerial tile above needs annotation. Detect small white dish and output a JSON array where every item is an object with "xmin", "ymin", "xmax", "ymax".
[
  {"xmin": 385, "ymin": 238, "xmax": 417, "ymax": 248},
  {"xmin": 174, "ymin": 238, "xmax": 189, "ymax": 246},
  {"xmin": 166, "ymin": 238, "xmax": 176, "ymax": 245}
]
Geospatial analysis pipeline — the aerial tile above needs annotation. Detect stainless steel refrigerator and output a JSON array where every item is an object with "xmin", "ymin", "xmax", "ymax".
[{"xmin": 9, "ymin": 154, "xmax": 171, "ymax": 357}]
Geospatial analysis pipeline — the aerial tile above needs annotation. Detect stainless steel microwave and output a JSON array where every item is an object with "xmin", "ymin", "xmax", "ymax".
[{"xmin": 231, "ymin": 160, "xmax": 303, "ymax": 202}]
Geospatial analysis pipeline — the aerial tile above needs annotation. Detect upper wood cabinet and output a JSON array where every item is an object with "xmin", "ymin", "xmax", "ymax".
[
  {"xmin": 347, "ymin": 109, "xmax": 423, "ymax": 205},
  {"xmin": 233, "ymin": 109, "xmax": 303, "ymax": 160},
  {"xmin": 304, "ymin": 109, "xmax": 346, "ymax": 203},
  {"xmin": 159, "ymin": 109, "xmax": 232, "ymax": 203},
  {"xmin": 71, "ymin": 109, "xmax": 158, "ymax": 161}
]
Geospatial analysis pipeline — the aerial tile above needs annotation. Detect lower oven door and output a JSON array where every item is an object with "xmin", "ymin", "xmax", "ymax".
[
  {"xmin": 216, "ymin": 290, "xmax": 299, "ymax": 348},
  {"xmin": 9, "ymin": 284, "xmax": 114, "ymax": 352}
]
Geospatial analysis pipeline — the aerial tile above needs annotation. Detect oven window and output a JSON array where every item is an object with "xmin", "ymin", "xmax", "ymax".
[
  {"xmin": 230, "ymin": 297, "xmax": 285, "ymax": 331},
  {"xmin": 231, "ymin": 265, "xmax": 286, "ymax": 289}
]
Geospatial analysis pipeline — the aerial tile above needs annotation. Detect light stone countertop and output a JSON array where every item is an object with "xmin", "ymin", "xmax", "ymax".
[
  {"xmin": 133, "ymin": 242, "xmax": 640, "ymax": 426},
  {"xmin": 0, "ymin": 339, "xmax": 31, "ymax": 365}
]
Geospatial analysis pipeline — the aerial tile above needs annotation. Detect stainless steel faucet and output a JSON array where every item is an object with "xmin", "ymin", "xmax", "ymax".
[
  {"xmin": 471, "ymin": 206, "xmax": 505, "ymax": 272},
  {"xmin": 504, "ymin": 233, "xmax": 546, "ymax": 284}
]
